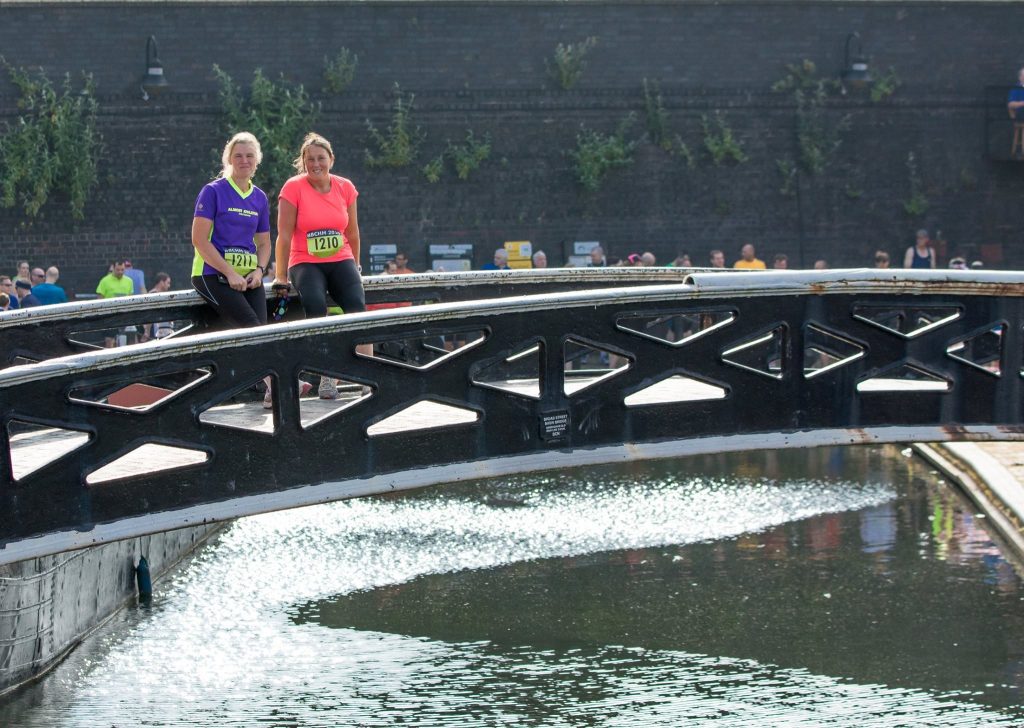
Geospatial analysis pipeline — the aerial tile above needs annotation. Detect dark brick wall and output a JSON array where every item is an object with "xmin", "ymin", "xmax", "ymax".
[{"xmin": 1, "ymin": 1, "xmax": 1023, "ymax": 295}]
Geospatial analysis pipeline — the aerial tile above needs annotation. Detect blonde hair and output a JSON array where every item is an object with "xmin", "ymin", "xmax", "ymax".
[
  {"xmin": 219, "ymin": 132, "xmax": 263, "ymax": 179},
  {"xmin": 292, "ymin": 132, "xmax": 335, "ymax": 173}
]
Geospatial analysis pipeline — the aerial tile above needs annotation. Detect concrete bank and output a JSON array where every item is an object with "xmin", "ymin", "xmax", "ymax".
[
  {"xmin": 913, "ymin": 442, "xmax": 1024, "ymax": 563},
  {"xmin": 0, "ymin": 522, "xmax": 225, "ymax": 696}
]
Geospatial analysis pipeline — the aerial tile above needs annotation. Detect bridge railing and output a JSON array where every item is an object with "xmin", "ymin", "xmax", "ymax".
[
  {"xmin": 1, "ymin": 269, "xmax": 1022, "ymax": 563},
  {"xmin": 0, "ymin": 268, "xmax": 690, "ymax": 366}
]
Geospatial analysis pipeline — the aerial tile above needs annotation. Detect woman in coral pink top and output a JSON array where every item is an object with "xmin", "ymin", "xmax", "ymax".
[{"xmin": 274, "ymin": 132, "xmax": 368, "ymax": 399}]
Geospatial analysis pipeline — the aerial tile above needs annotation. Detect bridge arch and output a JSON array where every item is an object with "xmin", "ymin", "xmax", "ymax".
[{"xmin": 1, "ymin": 269, "xmax": 1022, "ymax": 563}]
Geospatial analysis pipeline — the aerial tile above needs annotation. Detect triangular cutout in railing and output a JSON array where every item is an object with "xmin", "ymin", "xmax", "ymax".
[
  {"xmin": 7, "ymin": 419, "xmax": 91, "ymax": 481},
  {"xmin": 367, "ymin": 400, "xmax": 479, "ymax": 437},
  {"xmin": 853, "ymin": 305, "xmax": 960, "ymax": 339},
  {"xmin": 857, "ymin": 362, "xmax": 950, "ymax": 393},
  {"xmin": 563, "ymin": 338, "xmax": 631, "ymax": 396},
  {"xmin": 359, "ymin": 329, "xmax": 487, "ymax": 371},
  {"xmin": 624, "ymin": 374, "xmax": 727, "ymax": 407},
  {"xmin": 198, "ymin": 374, "xmax": 280, "ymax": 435},
  {"xmin": 471, "ymin": 342, "xmax": 542, "ymax": 400},
  {"xmin": 86, "ymin": 443, "xmax": 209, "ymax": 485},
  {"xmin": 804, "ymin": 324, "xmax": 866, "ymax": 379},
  {"xmin": 617, "ymin": 310, "xmax": 735, "ymax": 347},
  {"xmin": 70, "ymin": 367, "xmax": 212, "ymax": 413},
  {"xmin": 298, "ymin": 370, "xmax": 372, "ymax": 430},
  {"xmin": 946, "ymin": 324, "xmax": 1003, "ymax": 377},
  {"xmin": 721, "ymin": 326, "xmax": 786, "ymax": 380}
]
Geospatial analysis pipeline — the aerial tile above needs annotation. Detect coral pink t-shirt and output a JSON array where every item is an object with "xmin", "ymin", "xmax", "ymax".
[{"xmin": 279, "ymin": 174, "xmax": 358, "ymax": 268}]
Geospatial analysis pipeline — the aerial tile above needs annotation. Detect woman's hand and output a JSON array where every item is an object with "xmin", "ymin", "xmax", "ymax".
[
  {"xmin": 225, "ymin": 270, "xmax": 248, "ymax": 291},
  {"xmin": 244, "ymin": 270, "xmax": 263, "ymax": 289}
]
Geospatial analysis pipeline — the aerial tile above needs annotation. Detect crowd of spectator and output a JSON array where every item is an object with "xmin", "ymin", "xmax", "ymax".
[{"xmin": 0, "ymin": 228, "xmax": 987, "ymax": 315}]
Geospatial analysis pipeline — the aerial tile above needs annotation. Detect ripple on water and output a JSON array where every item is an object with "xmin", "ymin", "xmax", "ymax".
[{"xmin": 2, "ymin": 455, "xmax": 1022, "ymax": 726}]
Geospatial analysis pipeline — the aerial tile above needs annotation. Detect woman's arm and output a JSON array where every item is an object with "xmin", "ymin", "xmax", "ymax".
[
  {"xmin": 903, "ymin": 247, "xmax": 914, "ymax": 269},
  {"xmin": 192, "ymin": 216, "xmax": 247, "ymax": 291},
  {"xmin": 345, "ymin": 199, "xmax": 361, "ymax": 271},
  {"xmin": 246, "ymin": 231, "xmax": 271, "ymax": 289},
  {"xmin": 275, "ymin": 199, "xmax": 297, "ymax": 285}
]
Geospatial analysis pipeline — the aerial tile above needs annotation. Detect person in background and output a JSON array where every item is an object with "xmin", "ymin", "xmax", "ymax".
[
  {"xmin": 482, "ymin": 248, "xmax": 510, "ymax": 270},
  {"xmin": 97, "ymin": 260, "xmax": 135, "ymax": 299},
  {"xmin": 669, "ymin": 252, "xmax": 691, "ymax": 267},
  {"xmin": 709, "ymin": 250, "xmax": 726, "ymax": 268},
  {"xmin": 813, "ymin": 259, "xmax": 829, "ymax": 270},
  {"xmin": 0, "ymin": 275, "xmax": 19, "ymax": 309},
  {"xmin": 14, "ymin": 261, "xmax": 30, "ymax": 285},
  {"xmin": 733, "ymin": 244, "xmax": 765, "ymax": 270},
  {"xmin": 394, "ymin": 251, "xmax": 414, "ymax": 274},
  {"xmin": 32, "ymin": 266, "xmax": 67, "ymax": 305},
  {"xmin": 532, "ymin": 250, "xmax": 548, "ymax": 269},
  {"xmin": 772, "ymin": 254, "xmax": 788, "ymax": 269},
  {"xmin": 274, "ymin": 131, "xmax": 368, "ymax": 401},
  {"xmin": 0, "ymin": 293, "xmax": 9, "ymax": 311},
  {"xmin": 1008, "ymin": 67, "xmax": 1024, "ymax": 157},
  {"xmin": 904, "ymin": 229, "xmax": 936, "ymax": 269},
  {"xmin": 123, "ymin": 260, "xmax": 146, "ymax": 294},
  {"xmin": 949, "ymin": 256, "xmax": 967, "ymax": 270},
  {"xmin": 873, "ymin": 251, "xmax": 890, "ymax": 269},
  {"xmin": 15, "ymin": 280, "xmax": 41, "ymax": 308},
  {"xmin": 641, "ymin": 251, "xmax": 657, "ymax": 266},
  {"xmin": 137, "ymin": 273, "xmax": 175, "ymax": 342},
  {"xmin": 29, "ymin": 267, "xmax": 45, "ymax": 288},
  {"xmin": 970, "ymin": 260, "xmax": 984, "ymax": 269},
  {"xmin": 149, "ymin": 272, "xmax": 172, "ymax": 293},
  {"xmin": 589, "ymin": 245, "xmax": 606, "ymax": 267},
  {"xmin": 626, "ymin": 253, "xmax": 642, "ymax": 266}
]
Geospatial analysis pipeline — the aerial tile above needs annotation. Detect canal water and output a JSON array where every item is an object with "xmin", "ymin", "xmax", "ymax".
[{"xmin": 1, "ymin": 445, "xmax": 1023, "ymax": 726}]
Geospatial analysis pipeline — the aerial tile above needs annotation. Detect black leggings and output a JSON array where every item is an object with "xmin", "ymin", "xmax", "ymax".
[
  {"xmin": 290, "ymin": 260, "xmax": 366, "ymax": 318},
  {"xmin": 191, "ymin": 275, "xmax": 267, "ymax": 328}
]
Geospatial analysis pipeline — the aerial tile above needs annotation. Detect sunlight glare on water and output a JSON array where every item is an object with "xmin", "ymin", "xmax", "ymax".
[{"xmin": 3, "ymin": 451, "xmax": 1023, "ymax": 727}]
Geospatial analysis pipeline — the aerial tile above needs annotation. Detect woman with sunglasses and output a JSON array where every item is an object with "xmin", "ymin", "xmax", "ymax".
[{"xmin": 273, "ymin": 132, "xmax": 367, "ymax": 400}]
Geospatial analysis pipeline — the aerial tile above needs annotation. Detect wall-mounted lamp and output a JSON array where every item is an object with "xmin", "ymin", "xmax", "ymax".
[
  {"xmin": 841, "ymin": 32, "xmax": 872, "ymax": 93},
  {"xmin": 141, "ymin": 35, "xmax": 169, "ymax": 101}
]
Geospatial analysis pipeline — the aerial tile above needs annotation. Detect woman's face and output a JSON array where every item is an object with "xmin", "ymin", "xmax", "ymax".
[
  {"xmin": 229, "ymin": 142, "xmax": 259, "ymax": 181},
  {"xmin": 304, "ymin": 145, "xmax": 334, "ymax": 181},
  {"xmin": 17, "ymin": 262, "xmax": 29, "ymax": 278}
]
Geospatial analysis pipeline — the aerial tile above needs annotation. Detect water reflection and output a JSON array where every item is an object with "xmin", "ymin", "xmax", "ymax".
[{"xmin": 1, "ymin": 445, "xmax": 1022, "ymax": 726}]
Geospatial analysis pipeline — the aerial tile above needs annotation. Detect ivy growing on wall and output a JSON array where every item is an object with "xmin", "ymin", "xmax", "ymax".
[
  {"xmin": 772, "ymin": 60, "xmax": 848, "ymax": 177},
  {"xmin": 570, "ymin": 115, "xmax": 636, "ymax": 192},
  {"xmin": 547, "ymin": 37, "xmax": 598, "ymax": 90},
  {"xmin": 213, "ymin": 65, "xmax": 320, "ymax": 200},
  {"xmin": 365, "ymin": 83, "xmax": 424, "ymax": 169},
  {"xmin": 0, "ymin": 60, "xmax": 101, "ymax": 220}
]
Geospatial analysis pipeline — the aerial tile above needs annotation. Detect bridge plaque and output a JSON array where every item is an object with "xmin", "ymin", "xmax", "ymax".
[{"xmin": 540, "ymin": 410, "xmax": 570, "ymax": 441}]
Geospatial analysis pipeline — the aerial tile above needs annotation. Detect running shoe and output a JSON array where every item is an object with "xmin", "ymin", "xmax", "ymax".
[{"xmin": 319, "ymin": 377, "xmax": 338, "ymax": 400}]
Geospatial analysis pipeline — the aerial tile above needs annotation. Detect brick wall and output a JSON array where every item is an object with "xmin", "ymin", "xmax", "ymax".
[{"xmin": 1, "ymin": 1, "xmax": 1023, "ymax": 294}]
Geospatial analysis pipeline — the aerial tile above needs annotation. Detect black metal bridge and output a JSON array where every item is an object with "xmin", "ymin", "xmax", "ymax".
[{"xmin": 1, "ymin": 268, "xmax": 1022, "ymax": 564}]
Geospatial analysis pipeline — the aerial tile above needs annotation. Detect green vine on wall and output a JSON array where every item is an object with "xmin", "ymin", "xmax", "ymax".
[
  {"xmin": 570, "ymin": 115, "xmax": 636, "ymax": 192},
  {"xmin": 547, "ymin": 37, "xmax": 598, "ymax": 90},
  {"xmin": 642, "ymin": 79, "xmax": 671, "ymax": 150},
  {"xmin": 870, "ymin": 67, "xmax": 901, "ymax": 102},
  {"xmin": 448, "ymin": 131, "xmax": 491, "ymax": 180},
  {"xmin": 323, "ymin": 48, "xmax": 358, "ymax": 95},
  {"xmin": 213, "ymin": 65, "xmax": 319, "ymax": 200},
  {"xmin": 365, "ymin": 83, "xmax": 424, "ymax": 169},
  {"xmin": 902, "ymin": 152, "xmax": 929, "ymax": 216},
  {"xmin": 772, "ymin": 60, "xmax": 848, "ymax": 176},
  {"xmin": 0, "ymin": 60, "xmax": 101, "ymax": 220},
  {"xmin": 701, "ymin": 112, "xmax": 747, "ymax": 165}
]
